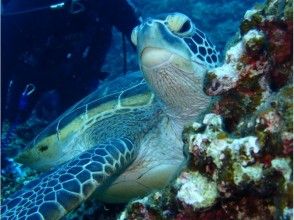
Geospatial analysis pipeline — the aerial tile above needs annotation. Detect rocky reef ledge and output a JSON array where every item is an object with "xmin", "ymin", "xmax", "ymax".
[{"xmin": 120, "ymin": 0, "xmax": 293, "ymax": 219}]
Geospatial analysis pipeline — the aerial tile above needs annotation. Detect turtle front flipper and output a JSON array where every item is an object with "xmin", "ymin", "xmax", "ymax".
[{"xmin": 1, "ymin": 138, "xmax": 135, "ymax": 220}]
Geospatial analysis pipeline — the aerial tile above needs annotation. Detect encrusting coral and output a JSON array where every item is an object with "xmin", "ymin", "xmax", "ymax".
[{"xmin": 121, "ymin": 0, "xmax": 292, "ymax": 219}]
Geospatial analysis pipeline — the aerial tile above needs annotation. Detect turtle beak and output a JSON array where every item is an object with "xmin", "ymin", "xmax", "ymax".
[{"xmin": 131, "ymin": 26, "xmax": 138, "ymax": 46}]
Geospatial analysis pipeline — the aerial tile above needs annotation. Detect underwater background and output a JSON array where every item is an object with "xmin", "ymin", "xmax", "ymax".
[{"xmin": 1, "ymin": 0, "xmax": 292, "ymax": 219}]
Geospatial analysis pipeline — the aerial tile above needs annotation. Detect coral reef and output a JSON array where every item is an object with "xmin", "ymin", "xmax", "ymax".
[
  {"xmin": 120, "ymin": 0, "xmax": 292, "ymax": 219},
  {"xmin": 121, "ymin": 114, "xmax": 292, "ymax": 219}
]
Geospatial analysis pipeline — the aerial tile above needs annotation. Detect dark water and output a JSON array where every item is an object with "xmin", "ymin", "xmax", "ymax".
[{"xmin": 1, "ymin": 0, "xmax": 262, "ymax": 124}]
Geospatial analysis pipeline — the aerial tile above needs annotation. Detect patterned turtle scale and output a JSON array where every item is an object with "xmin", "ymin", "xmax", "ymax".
[
  {"xmin": 15, "ymin": 72, "xmax": 156, "ymax": 172},
  {"xmin": 183, "ymin": 27, "xmax": 219, "ymax": 68},
  {"xmin": 1, "ymin": 138, "xmax": 134, "ymax": 220}
]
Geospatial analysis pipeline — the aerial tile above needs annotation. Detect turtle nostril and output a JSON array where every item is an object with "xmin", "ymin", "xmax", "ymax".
[{"xmin": 146, "ymin": 18, "xmax": 153, "ymax": 25}]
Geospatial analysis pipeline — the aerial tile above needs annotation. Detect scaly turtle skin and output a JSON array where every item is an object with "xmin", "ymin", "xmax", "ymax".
[{"xmin": 1, "ymin": 13, "xmax": 219, "ymax": 220}]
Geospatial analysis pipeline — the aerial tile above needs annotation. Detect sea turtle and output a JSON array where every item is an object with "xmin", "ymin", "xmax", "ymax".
[{"xmin": 1, "ymin": 12, "xmax": 219, "ymax": 219}]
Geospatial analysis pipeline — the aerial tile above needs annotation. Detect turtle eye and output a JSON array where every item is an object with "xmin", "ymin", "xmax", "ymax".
[
  {"xmin": 178, "ymin": 20, "xmax": 191, "ymax": 33},
  {"xmin": 166, "ymin": 13, "xmax": 193, "ymax": 36},
  {"xmin": 131, "ymin": 26, "xmax": 138, "ymax": 46}
]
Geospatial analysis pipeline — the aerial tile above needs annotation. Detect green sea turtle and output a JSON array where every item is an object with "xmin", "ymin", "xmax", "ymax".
[{"xmin": 1, "ymin": 12, "xmax": 219, "ymax": 219}]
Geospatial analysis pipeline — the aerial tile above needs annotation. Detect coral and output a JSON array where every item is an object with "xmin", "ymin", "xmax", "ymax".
[
  {"xmin": 121, "ymin": 113, "xmax": 292, "ymax": 219},
  {"xmin": 204, "ymin": 0, "xmax": 292, "ymax": 132},
  {"xmin": 187, "ymin": 113, "xmax": 292, "ymax": 196},
  {"xmin": 271, "ymin": 158, "xmax": 292, "ymax": 185},
  {"xmin": 175, "ymin": 171, "xmax": 218, "ymax": 209},
  {"xmin": 243, "ymin": 29, "xmax": 265, "ymax": 54},
  {"xmin": 191, "ymin": 114, "xmax": 260, "ymax": 168}
]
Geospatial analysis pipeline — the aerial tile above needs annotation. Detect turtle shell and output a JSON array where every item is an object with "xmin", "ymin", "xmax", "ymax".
[{"xmin": 16, "ymin": 71, "xmax": 162, "ymax": 171}]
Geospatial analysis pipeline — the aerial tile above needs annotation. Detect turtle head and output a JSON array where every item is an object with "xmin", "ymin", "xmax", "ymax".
[{"xmin": 132, "ymin": 13, "xmax": 219, "ymax": 120}]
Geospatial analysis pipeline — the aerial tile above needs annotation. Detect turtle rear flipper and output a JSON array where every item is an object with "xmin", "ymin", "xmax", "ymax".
[{"xmin": 1, "ymin": 138, "xmax": 135, "ymax": 220}]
